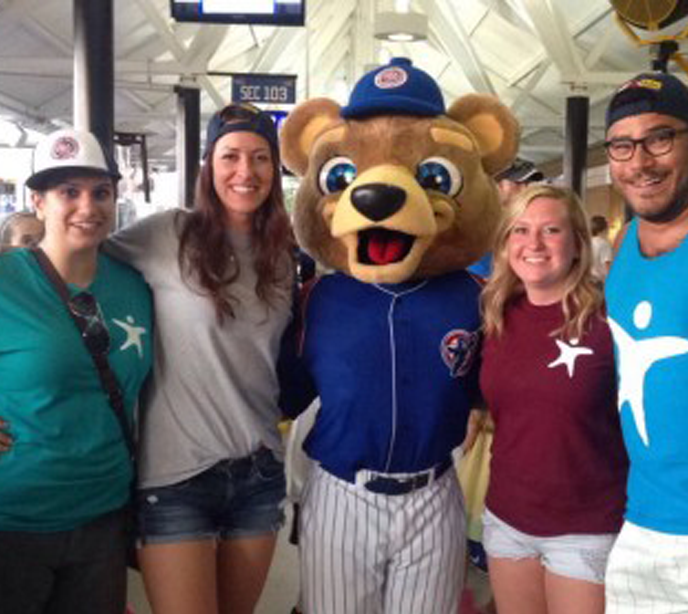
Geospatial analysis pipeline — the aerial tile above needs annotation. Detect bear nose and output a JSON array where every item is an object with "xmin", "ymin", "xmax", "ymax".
[{"xmin": 351, "ymin": 184, "xmax": 406, "ymax": 222}]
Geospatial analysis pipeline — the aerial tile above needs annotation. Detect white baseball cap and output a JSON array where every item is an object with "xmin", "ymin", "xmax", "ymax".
[{"xmin": 26, "ymin": 128, "xmax": 121, "ymax": 190}]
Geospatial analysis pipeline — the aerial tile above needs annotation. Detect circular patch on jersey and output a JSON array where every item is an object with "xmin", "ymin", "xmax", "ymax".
[
  {"xmin": 374, "ymin": 66, "xmax": 408, "ymax": 90},
  {"xmin": 440, "ymin": 329, "xmax": 479, "ymax": 378},
  {"xmin": 51, "ymin": 136, "xmax": 80, "ymax": 161}
]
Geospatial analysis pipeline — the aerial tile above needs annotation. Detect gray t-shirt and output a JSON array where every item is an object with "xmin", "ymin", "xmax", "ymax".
[
  {"xmin": 591, "ymin": 236, "xmax": 613, "ymax": 281},
  {"xmin": 107, "ymin": 209, "xmax": 293, "ymax": 488}
]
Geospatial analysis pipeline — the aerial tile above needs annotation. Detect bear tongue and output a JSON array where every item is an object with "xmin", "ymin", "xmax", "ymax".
[{"xmin": 367, "ymin": 230, "xmax": 406, "ymax": 265}]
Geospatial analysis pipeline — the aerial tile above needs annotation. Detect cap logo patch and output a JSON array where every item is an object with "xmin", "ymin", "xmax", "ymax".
[
  {"xmin": 51, "ymin": 136, "xmax": 80, "ymax": 161},
  {"xmin": 619, "ymin": 78, "xmax": 663, "ymax": 94},
  {"xmin": 374, "ymin": 67, "xmax": 408, "ymax": 90}
]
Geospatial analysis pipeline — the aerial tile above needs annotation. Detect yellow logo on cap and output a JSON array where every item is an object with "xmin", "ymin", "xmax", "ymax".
[
  {"xmin": 637, "ymin": 79, "xmax": 663, "ymax": 90},
  {"xmin": 618, "ymin": 78, "xmax": 664, "ymax": 94}
]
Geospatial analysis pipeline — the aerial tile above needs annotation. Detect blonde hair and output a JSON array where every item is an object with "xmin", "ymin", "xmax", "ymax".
[{"xmin": 481, "ymin": 184, "xmax": 603, "ymax": 340}]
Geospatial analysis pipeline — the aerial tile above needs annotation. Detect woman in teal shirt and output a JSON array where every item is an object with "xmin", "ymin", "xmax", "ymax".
[{"xmin": 0, "ymin": 128, "xmax": 153, "ymax": 614}]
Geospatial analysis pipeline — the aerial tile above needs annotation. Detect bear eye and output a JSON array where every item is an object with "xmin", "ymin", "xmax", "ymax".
[
  {"xmin": 318, "ymin": 156, "xmax": 357, "ymax": 194},
  {"xmin": 416, "ymin": 157, "xmax": 463, "ymax": 196}
]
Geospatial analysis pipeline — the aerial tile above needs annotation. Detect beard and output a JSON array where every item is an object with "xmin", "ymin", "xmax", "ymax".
[{"xmin": 628, "ymin": 171, "xmax": 688, "ymax": 225}]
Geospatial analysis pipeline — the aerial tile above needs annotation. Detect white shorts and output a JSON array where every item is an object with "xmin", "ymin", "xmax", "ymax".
[
  {"xmin": 482, "ymin": 508, "xmax": 617, "ymax": 584},
  {"xmin": 606, "ymin": 521, "xmax": 688, "ymax": 614}
]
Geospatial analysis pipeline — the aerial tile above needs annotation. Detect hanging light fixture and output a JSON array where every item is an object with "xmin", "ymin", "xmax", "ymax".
[{"xmin": 374, "ymin": 11, "xmax": 428, "ymax": 42}]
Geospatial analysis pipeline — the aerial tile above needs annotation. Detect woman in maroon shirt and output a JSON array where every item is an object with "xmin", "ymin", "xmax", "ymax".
[{"xmin": 479, "ymin": 184, "xmax": 627, "ymax": 614}]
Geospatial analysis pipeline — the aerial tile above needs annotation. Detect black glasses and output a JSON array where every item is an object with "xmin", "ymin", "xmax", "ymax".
[
  {"xmin": 68, "ymin": 291, "xmax": 110, "ymax": 357},
  {"xmin": 604, "ymin": 127, "xmax": 688, "ymax": 162}
]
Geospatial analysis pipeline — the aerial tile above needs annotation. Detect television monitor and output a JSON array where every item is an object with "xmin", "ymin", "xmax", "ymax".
[{"xmin": 171, "ymin": 0, "xmax": 305, "ymax": 27}]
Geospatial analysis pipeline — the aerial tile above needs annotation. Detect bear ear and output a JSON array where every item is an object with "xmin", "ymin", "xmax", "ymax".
[
  {"xmin": 280, "ymin": 98, "xmax": 343, "ymax": 176},
  {"xmin": 447, "ymin": 94, "xmax": 521, "ymax": 175}
]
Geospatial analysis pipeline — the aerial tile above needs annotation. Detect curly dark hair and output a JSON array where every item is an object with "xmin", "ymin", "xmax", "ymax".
[{"xmin": 177, "ymin": 105, "xmax": 295, "ymax": 323}]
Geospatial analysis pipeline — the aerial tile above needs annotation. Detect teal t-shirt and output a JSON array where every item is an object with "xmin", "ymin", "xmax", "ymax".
[{"xmin": 0, "ymin": 249, "xmax": 153, "ymax": 531}]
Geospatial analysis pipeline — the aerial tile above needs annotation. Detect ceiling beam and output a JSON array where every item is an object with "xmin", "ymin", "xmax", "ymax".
[
  {"xmin": 0, "ymin": 57, "xmax": 189, "ymax": 77},
  {"xmin": 351, "ymin": 0, "xmax": 377, "ymax": 82},
  {"xmin": 250, "ymin": 28, "xmax": 306, "ymax": 74},
  {"xmin": 420, "ymin": 0, "xmax": 495, "ymax": 94},
  {"xmin": 132, "ymin": 0, "xmax": 225, "ymax": 107},
  {"xmin": 515, "ymin": 0, "xmax": 585, "ymax": 79},
  {"xmin": 183, "ymin": 25, "xmax": 229, "ymax": 67},
  {"xmin": 508, "ymin": 59, "xmax": 551, "ymax": 112},
  {"xmin": 506, "ymin": 3, "xmax": 611, "ymax": 87},
  {"xmin": 584, "ymin": 22, "xmax": 616, "ymax": 70}
]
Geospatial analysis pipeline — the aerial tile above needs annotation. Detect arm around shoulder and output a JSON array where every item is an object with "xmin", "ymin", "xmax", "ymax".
[{"xmin": 104, "ymin": 208, "xmax": 182, "ymax": 270}]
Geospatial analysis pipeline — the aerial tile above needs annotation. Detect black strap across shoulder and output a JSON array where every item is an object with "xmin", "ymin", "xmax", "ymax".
[{"xmin": 31, "ymin": 247, "xmax": 135, "ymax": 461}]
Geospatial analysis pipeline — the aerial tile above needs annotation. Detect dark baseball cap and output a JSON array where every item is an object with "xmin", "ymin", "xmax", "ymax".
[
  {"xmin": 606, "ymin": 72, "xmax": 688, "ymax": 132},
  {"xmin": 494, "ymin": 158, "xmax": 544, "ymax": 184},
  {"xmin": 204, "ymin": 102, "xmax": 279, "ymax": 157}
]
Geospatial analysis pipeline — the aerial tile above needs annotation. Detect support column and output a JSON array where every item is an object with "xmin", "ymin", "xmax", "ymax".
[
  {"xmin": 140, "ymin": 134, "xmax": 151, "ymax": 203},
  {"xmin": 563, "ymin": 95, "xmax": 589, "ymax": 197},
  {"xmin": 73, "ymin": 0, "xmax": 114, "ymax": 151},
  {"xmin": 175, "ymin": 85, "xmax": 201, "ymax": 209}
]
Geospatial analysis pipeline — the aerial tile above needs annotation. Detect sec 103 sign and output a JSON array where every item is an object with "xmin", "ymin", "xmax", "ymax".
[{"xmin": 232, "ymin": 74, "xmax": 296, "ymax": 104}]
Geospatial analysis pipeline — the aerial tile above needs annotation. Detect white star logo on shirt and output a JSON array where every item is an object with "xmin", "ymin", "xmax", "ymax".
[
  {"xmin": 112, "ymin": 316, "xmax": 147, "ymax": 358},
  {"xmin": 547, "ymin": 338, "xmax": 593, "ymax": 378},
  {"xmin": 608, "ymin": 301, "xmax": 688, "ymax": 446}
]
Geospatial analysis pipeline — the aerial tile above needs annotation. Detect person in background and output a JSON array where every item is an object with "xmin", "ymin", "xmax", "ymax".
[
  {"xmin": 0, "ymin": 128, "xmax": 153, "ymax": 614},
  {"xmin": 495, "ymin": 157, "xmax": 545, "ymax": 202},
  {"xmin": 106, "ymin": 102, "xmax": 295, "ymax": 614},
  {"xmin": 468, "ymin": 158, "xmax": 544, "ymax": 278},
  {"xmin": 603, "ymin": 71, "xmax": 688, "ymax": 613},
  {"xmin": 479, "ymin": 184, "xmax": 628, "ymax": 614},
  {"xmin": 0, "ymin": 210, "xmax": 44, "ymax": 251},
  {"xmin": 589, "ymin": 215, "xmax": 613, "ymax": 281}
]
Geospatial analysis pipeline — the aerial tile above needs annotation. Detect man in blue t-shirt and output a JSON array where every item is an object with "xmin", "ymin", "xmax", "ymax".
[{"xmin": 604, "ymin": 72, "xmax": 688, "ymax": 613}]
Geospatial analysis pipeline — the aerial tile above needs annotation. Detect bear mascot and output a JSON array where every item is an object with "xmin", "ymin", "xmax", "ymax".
[{"xmin": 279, "ymin": 57, "xmax": 519, "ymax": 614}]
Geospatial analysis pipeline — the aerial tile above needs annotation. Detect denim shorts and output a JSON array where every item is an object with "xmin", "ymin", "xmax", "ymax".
[
  {"xmin": 482, "ymin": 508, "xmax": 617, "ymax": 584},
  {"xmin": 136, "ymin": 447, "xmax": 286, "ymax": 545}
]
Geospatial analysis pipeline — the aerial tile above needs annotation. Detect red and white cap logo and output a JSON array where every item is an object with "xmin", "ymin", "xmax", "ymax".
[
  {"xmin": 374, "ymin": 67, "xmax": 408, "ymax": 90},
  {"xmin": 51, "ymin": 136, "xmax": 80, "ymax": 161}
]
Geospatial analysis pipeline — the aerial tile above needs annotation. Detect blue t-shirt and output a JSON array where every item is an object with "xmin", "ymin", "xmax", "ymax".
[
  {"xmin": 606, "ymin": 219, "xmax": 688, "ymax": 534},
  {"xmin": 0, "ymin": 249, "xmax": 153, "ymax": 531}
]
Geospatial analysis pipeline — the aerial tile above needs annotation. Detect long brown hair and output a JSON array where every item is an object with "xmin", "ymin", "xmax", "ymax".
[
  {"xmin": 481, "ymin": 184, "xmax": 603, "ymax": 341},
  {"xmin": 178, "ymin": 107, "xmax": 295, "ymax": 323}
]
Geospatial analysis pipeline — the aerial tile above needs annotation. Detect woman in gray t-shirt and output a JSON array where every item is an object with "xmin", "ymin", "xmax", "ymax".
[{"xmin": 107, "ymin": 102, "xmax": 295, "ymax": 614}]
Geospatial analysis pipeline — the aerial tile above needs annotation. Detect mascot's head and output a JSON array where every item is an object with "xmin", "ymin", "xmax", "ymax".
[{"xmin": 281, "ymin": 57, "xmax": 520, "ymax": 284}]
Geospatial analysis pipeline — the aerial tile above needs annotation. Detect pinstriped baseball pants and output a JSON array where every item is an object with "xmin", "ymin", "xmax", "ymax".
[
  {"xmin": 606, "ymin": 521, "xmax": 688, "ymax": 613},
  {"xmin": 299, "ymin": 465, "xmax": 466, "ymax": 614}
]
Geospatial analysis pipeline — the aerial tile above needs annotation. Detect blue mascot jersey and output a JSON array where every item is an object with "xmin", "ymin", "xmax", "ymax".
[
  {"xmin": 296, "ymin": 271, "xmax": 482, "ymax": 482},
  {"xmin": 606, "ymin": 218, "xmax": 688, "ymax": 534}
]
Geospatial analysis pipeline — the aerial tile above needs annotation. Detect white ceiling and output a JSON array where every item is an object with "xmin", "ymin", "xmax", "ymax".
[{"xmin": 0, "ymin": 0, "xmax": 686, "ymax": 170}]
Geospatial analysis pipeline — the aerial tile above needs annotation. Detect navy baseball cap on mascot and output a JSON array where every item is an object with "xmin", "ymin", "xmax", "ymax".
[
  {"xmin": 280, "ymin": 57, "xmax": 520, "ymax": 284},
  {"xmin": 341, "ymin": 57, "xmax": 445, "ymax": 118}
]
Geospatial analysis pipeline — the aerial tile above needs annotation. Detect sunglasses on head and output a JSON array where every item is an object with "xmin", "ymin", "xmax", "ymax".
[
  {"xmin": 220, "ymin": 102, "xmax": 263, "ymax": 122},
  {"xmin": 68, "ymin": 291, "xmax": 110, "ymax": 357}
]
